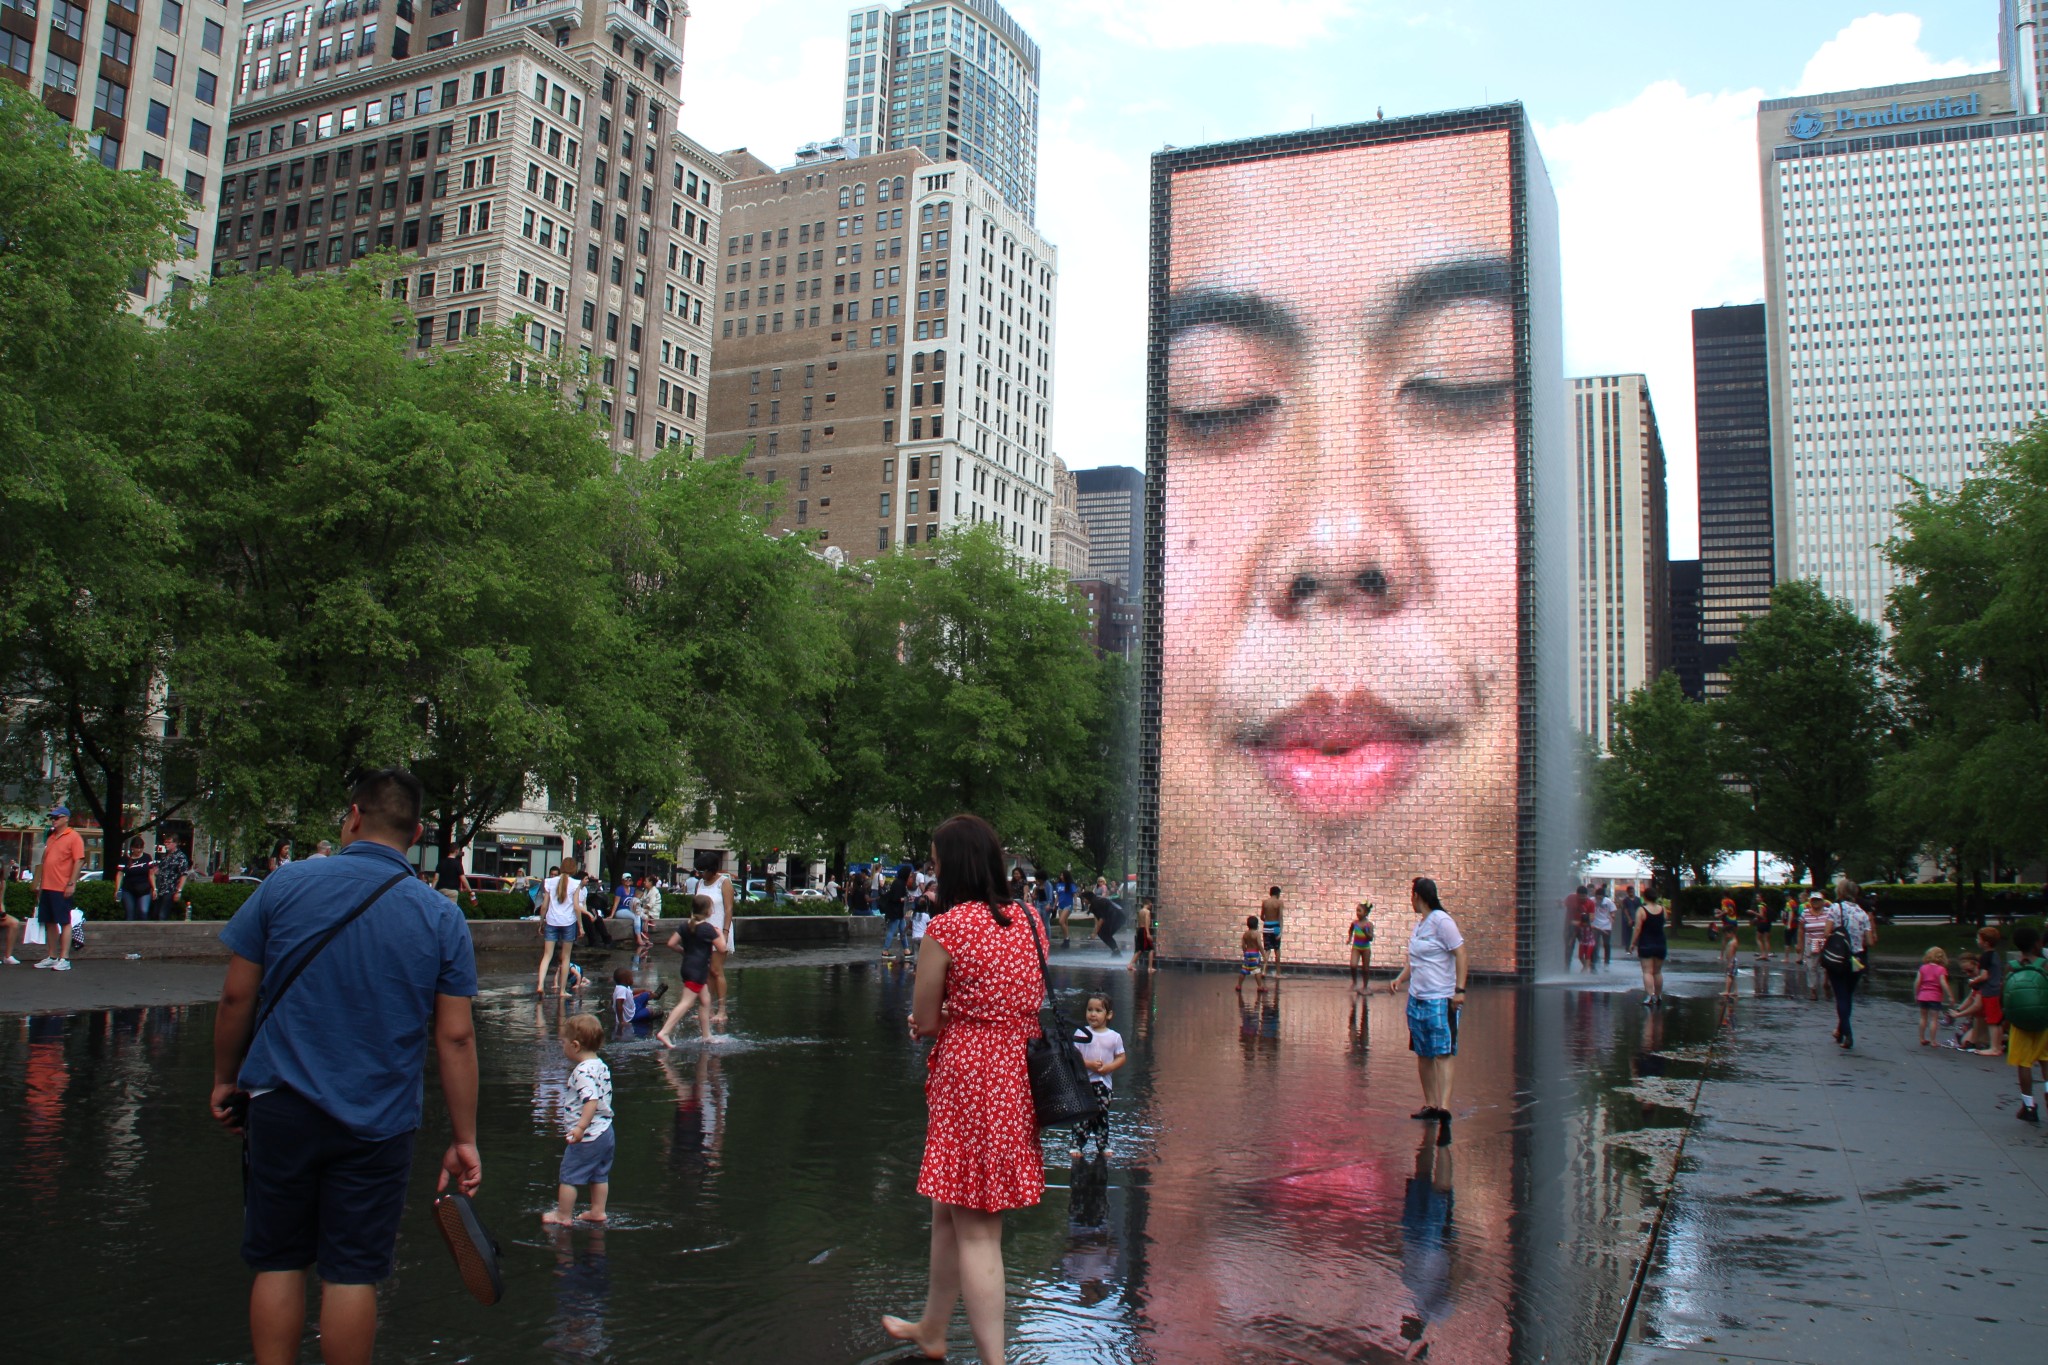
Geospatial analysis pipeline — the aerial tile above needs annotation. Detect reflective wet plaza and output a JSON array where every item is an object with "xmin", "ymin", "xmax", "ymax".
[{"xmin": 1, "ymin": 951, "xmax": 1724, "ymax": 1363}]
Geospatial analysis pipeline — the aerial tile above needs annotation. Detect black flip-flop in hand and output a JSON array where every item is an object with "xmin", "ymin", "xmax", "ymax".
[{"xmin": 434, "ymin": 1193, "xmax": 505, "ymax": 1306}]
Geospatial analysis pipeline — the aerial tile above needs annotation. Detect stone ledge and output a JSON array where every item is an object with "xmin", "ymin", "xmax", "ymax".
[{"xmin": 59, "ymin": 914, "xmax": 886, "ymax": 959}]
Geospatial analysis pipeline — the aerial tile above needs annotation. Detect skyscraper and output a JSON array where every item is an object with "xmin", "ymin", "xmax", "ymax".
[
  {"xmin": 840, "ymin": 0, "xmax": 1038, "ymax": 221},
  {"xmin": 1571, "ymin": 374, "xmax": 1670, "ymax": 745},
  {"xmin": 1667, "ymin": 558, "xmax": 1706, "ymax": 700},
  {"xmin": 1758, "ymin": 2, "xmax": 2048, "ymax": 626},
  {"xmin": 211, "ymin": 0, "xmax": 729, "ymax": 457},
  {"xmin": 704, "ymin": 147, "xmax": 1058, "ymax": 560},
  {"xmin": 1692, "ymin": 303, "xmax": 1773, "ymax": 691},
  {"xmin": 1073, "ymin": 464, "xmax": 1143, "ymax": 594},
  {"xmin": 5, "ymin": 0, "xmax": 240, "ymax": 307}
]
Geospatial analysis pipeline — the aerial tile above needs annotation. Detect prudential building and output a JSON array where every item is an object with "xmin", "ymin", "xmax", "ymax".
[{"xmin": 1757, "ymin": 0, "xmax": 2048, "ymax": 628}]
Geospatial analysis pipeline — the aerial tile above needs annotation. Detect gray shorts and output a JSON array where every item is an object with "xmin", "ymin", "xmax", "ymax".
[{"xmin": 559, "ymin": 1127, "xmax": 615, "ymax": 1186}]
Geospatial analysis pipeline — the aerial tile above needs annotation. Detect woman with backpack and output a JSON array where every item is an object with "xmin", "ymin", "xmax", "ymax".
[{"xmin": 1820, "ymin": 878, "xmax": 1877, "ymax": 1048}]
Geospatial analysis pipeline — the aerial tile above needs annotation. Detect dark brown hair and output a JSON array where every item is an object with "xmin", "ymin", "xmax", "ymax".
[{"xmin": 932, "ymin": 814, "xmax": 1012, "ymax": 926}]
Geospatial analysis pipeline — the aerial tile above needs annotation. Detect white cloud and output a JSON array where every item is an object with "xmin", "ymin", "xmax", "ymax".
[
  {"xmin": 675, "ymin": 6, "xmax": 845, "ymax": 166},
  {"xmin": 1035, "ymin": 99, "xmax": 1150, "ymax": 470},
  {"xmin": 1794, "ymin": 12, "xmax": 1979, "ymax": 96},
  {"xmin": 1536, "ymin": 10, "xmax": 1988, "ymax": 558},
  {"xmin": 1027, "ymin": 0, "xmax": 1366, "ymax": 50},
  {"xmin": 1539, "ymin": 79, "xmax": 1767, "ymax": 560}
]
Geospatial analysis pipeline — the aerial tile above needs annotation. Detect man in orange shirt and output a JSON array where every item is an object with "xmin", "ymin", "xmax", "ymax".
[{"xmin": 34, "ymin": 805, "xmax": 85, "ymax": 971}]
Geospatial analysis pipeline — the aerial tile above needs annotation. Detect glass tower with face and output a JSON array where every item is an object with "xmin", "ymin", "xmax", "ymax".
[{"xmin": 1147, "ymin": 111, "xmax": 1550, "ymax": 974}]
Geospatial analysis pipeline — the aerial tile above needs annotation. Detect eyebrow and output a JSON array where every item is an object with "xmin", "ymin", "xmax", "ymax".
[
  {"xmin": 1386, "ymin": 256, "xmax": 1515, "ymax": 331},
  {"xmin": 1165, "ymin": 289, "xmax": 1303, "ymax": 347}
]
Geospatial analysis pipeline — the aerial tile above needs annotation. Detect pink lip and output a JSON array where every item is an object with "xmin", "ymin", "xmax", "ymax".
[{"xmin": 1245, "ymin": 695, "xmax": 1434, "ymax": 816}]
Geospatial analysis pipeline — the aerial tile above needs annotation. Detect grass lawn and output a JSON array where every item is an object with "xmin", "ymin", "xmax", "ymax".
[{"xmin": 1663, "ymin": 918, "xmax": 2045, "ymax": 964}]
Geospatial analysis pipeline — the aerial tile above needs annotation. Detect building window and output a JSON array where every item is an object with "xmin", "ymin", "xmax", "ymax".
[
  {"xmin": 93, "ymin": 76, "xmax": 127, "ymax": 119},
  {"xmin": 189, "ymin": 120, "xmax": 211, "ymax": 153},
  {"xmin": 152, "ymin": 47, "xmax": 176, "ymax": 84}
]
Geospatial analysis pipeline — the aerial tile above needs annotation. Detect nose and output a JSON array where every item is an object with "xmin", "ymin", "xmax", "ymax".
[{"xmin": 1257, "ymin": 380, "xmax": 1426, "ymax": 622}]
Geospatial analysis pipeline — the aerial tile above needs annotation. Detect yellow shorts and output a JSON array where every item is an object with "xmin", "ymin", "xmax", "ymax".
[{"xmin": 2007, "ymin": 1027, "xmax": 2048, "ymax": 1069}]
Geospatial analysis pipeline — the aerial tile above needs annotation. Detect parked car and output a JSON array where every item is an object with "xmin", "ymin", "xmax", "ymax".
[{"xmin": 228, "ymin": 875, "xmax": 263, "ymax": 886}]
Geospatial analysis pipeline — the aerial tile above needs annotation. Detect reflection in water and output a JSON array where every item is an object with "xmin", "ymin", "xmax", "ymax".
[
  {"xmin": 0, "ymin": 962, "xmax": 1718, "ymax": 1363},
  {"xmin": 542, "ymin": 1224, "xmax": 610, "ymax": 1361}
]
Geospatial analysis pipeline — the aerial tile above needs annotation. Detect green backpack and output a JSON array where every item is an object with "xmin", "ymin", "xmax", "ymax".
[{"xmin": 2005, "ymin": 960, "xmax": 2048, "ymax": 1033}]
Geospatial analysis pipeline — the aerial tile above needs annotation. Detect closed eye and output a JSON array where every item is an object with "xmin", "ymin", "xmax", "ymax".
[
  {"xmin": 1170, "ymin": 394, "xmax": 1281, "ymax": 439},
  {"xmin": 1400, "ymin": 377, "xmax": 1511, "ymax": 420}
]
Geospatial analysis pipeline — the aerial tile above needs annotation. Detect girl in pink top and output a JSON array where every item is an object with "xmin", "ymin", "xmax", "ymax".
[{"xmin": 1916, "ymin": 947, "xmax": 1954, "ymax": 1046}]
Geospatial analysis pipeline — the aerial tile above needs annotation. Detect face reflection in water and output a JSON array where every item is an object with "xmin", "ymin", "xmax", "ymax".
[{"xmin": 1159, "ymin": 131, "xmax": 1523, "ymax": 973}]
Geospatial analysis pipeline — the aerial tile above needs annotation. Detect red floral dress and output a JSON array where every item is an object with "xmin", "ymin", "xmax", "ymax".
[{"xmin": 917, "ymin": 901, "xmax": 1046, "ymax": 1212}]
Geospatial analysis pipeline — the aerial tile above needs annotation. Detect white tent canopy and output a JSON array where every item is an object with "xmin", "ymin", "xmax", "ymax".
[{"xmin": 1579, "ymin": 850, "xmax": 1797, "ymax": 886}]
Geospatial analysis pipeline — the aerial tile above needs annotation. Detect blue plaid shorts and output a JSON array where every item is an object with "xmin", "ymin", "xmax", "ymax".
[{"xmin": 1406, "ymin": 996, "xmax": 1460, "ymax": 1058}]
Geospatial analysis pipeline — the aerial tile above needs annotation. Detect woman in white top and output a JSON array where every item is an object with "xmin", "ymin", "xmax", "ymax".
[
  {"xmin": 537, "ymin": 857, "xmax": 587, "ymax": 998},
  {"xmin": 1385, "ymin": 876, "xmax": 1468, "ymax": 1146},
  {"xmin": 694, "ymin": 850, "xmax": 735, "ymax": 1021}
]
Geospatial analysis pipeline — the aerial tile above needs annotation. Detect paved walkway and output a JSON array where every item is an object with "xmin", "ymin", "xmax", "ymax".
[{"xmin": 1622, "ymin": 959, "xmax": 2048, "ymax": 1363}]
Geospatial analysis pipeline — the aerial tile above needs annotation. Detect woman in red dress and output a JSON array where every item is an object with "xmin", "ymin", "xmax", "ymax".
[{"xmin": 883, "ymin": 814, "xmax": 1045, "ymax": 1363}]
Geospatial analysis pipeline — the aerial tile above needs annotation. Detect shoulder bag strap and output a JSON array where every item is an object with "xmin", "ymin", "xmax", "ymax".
[
  {"xmin": 1021, "ymin": 903, "xmax": 1071, "ymax": 1029},
  {"xmin": 249, "ymin": 870, "xmax": 410, "ymax": 1043}
]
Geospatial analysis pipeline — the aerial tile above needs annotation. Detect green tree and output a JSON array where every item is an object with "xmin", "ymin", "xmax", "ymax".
[
  {"xmin": 149, "ymin": 263, "xmax": 609, "ymax": 850},
  {"xmin": 1881, "ymin": 419, "xmax": 2048, "ymax": 882},
  {"xmin": 0, "ymin": 81, "xmax": 190, "ymax": 857},
  {"xmin": 1594, "ymin": 672, "xmax": 1741, "ymax": 893},
  {"xmin": 1718, "ymin": 579, "xmax": 1889, "ymax": 884},
  {"xmin": 868, "ymin": 527, "xmax": 1101, "ymax": 867},
  {"xmin": 543, "ymin": 446, "xmax": 836, "ymax": 883}
]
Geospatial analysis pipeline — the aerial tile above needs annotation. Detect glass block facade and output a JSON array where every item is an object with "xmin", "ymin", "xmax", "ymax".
[{"xmin": 1143, "ymin": 106, "xmax": 1570, "ymax": 978}]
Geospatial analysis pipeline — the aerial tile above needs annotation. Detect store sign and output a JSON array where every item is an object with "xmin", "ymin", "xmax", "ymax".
[{"xmin": 1788, "ymin": 92, "xmax": 1982, "ymax": 140}]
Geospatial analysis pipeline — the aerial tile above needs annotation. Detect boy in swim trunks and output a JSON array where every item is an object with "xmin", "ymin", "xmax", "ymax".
[
  {"xmin": 1260, "ymin": 886, "xmax": 1284, "ymax": 978},
  {"xmin": 1237, "ymin": 915, "xmax": 1265, "ymax": 992}
]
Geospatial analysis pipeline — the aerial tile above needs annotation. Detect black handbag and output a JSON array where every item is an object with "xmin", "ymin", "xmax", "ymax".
[{"xmin": 1022, "ymin": 907, "xmax": 1098, "ymax": 1128}]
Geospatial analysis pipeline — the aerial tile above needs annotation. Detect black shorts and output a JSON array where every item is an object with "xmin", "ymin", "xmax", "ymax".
[
  {"xmin": 244, "ymin": 1088, "xmax": 416, "ymax": 1284},
  {"xmin": 36, "ymin": 889, "xmax": 72, "ymax": 927}
]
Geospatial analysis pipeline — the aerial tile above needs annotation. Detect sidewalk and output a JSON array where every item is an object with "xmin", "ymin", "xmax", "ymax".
[{"xmin": 1621, "ymin": 962, "xmax": 2048, "ymax": 1362}]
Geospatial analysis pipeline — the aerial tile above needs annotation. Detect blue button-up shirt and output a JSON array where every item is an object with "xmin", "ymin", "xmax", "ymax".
[{"xmin": 221, "ymin": 839, "xmax": 477, "ymax": 1140}]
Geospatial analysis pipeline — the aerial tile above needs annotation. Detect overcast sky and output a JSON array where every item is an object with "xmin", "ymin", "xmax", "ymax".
[{"xmin": 675, "ymin": 4, "xmax": 1998, "ymax": 557}]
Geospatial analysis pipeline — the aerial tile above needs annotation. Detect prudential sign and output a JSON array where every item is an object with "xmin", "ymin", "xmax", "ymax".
[{"xmin": 1787, "ymin": 92, "xmax": 1982, "ymax": 140}]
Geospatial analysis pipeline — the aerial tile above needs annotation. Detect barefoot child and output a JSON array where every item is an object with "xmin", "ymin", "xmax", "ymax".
[
  {"xmin": 1069, "ymin": 994, "xmax": 1128, "ymax": 1160},
  {"xmin": 2004, "ymin": 924, "xmax": 2048, "ymax": 1123},
  {"xmin": 1128, "ymin": 899, "xmax": 1156, "ymax": 974},
  {"xmin": 1236, "ymin": 915, "xmax": 1264, "ymax": 991},
  {"xmin": 611, "ymin": 965, "xmax": 662, "ymax": 1035},
  {"xmin": 655, "ymin": 896, "xmax": 725, "ymax": 1048},
  {"xmin": 1349, "ymin": 903, "xmax": 1375, "ymax": 991},
  {"xmin": 546, "ymin": 1014, "xmax": 614, "ymax": 1226},
  {"xmin": 1947, "ymin": 953, "xmax": 1984, "ymax": 1047},
  {"xmin": 1915, "ymin": 947, "xmax": 1953, "ymax": 1046},
  {"xmin": 1576, "ymin": 911, "xmax": 1599, "ymax": 973}
]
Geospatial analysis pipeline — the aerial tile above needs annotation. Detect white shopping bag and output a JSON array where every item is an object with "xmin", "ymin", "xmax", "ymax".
[{"xmin": 19, "ymin": 907, "xmax": 84, "ymax": 948}]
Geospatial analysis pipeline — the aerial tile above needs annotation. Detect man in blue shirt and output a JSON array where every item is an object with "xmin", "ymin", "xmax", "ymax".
[{"xmin": 211, "ymin": 767, "xmax": 480, "ymax": 1365}]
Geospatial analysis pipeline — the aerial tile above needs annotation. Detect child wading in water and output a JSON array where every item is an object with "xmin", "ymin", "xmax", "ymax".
[
  {"xmin": 1127, "ymin": 899, "xmax": 1156, "ymax": 974},
  {"xmin": 546, "ymin": 1013, "xmax": 615, "ymax": 1225},
  {"xmin": 1236, "ymin": 915, "xmax": 1265, "ymax": 992},
  {"xmin": 655, "ymin": 896, "xmax": 726, "ymax": 1048},
  {"xmin": 611, "ymin": 964, "xmax": 663, "ymax": 1036},
  {"xmin": 1068, "ymin": 994, "xmax": 1128, "ymax": 1227},
  {"xmin": 1915, "ymin": 947, "xmax": 1953, "ymax": 1046},
  {"xmin": 1349, "ymin": 903, "xmax": 1375, "ymax": 992}
]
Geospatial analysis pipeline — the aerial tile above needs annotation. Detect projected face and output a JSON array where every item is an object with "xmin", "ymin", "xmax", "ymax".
[{"xmin": 1159, "ymin": 131, "xmax": 1520, "ymax": 970}]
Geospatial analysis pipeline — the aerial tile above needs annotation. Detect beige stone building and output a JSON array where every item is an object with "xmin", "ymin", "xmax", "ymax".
[
  {"xmin": 1571, "ymin": 373, "xmax": 1670, "ymax": 746},
  {"xmin": 210, "ymin": 0, "xmax": 727, "ymax": 455},
  {"xmin": 1048, "ymin": 453, "xmax": 1088, "ymax": 577},
  {"xmin": 704, "ymin": 146, "xmax": 1057, "ymax": 561},
  {"xmin": 3, "ymin": 0, "xmax": 240, "ymax": 306}
]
